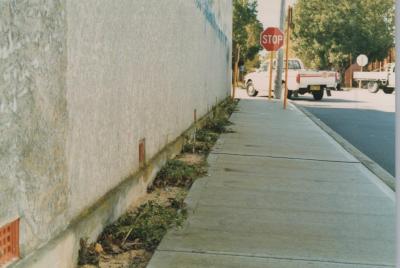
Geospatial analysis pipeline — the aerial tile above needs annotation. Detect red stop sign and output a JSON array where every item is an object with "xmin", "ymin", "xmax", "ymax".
[{"xmin": 260, "ymin": 27, "xmax": 284, "ymax": 51}]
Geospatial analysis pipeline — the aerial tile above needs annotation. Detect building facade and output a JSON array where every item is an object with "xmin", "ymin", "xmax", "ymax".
[{"xmin": 0, "ymin": 1, "xmax": 232, "ymax": 266}]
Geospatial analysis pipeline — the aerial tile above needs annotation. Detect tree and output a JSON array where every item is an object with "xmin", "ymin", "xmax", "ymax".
[
  {"xmin": 244, "ymin": 53, "xmax": 261, "ymax": 73},
  {"xmin": 233, "ymin": 0, "xmax": 263, "ymax": 83},
  {"xmin": 291, "ymin": 0, "xmax": 394, "ymax": 72}
]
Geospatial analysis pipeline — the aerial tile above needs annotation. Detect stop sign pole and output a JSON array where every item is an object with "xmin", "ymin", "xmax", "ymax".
[
  {"xmin": 268, "ymin": 51, "xmax": 274, "ymax": 100},
  {"xmin": 260, "ymin": 27, "xmax": 285, "ymax": 100}
]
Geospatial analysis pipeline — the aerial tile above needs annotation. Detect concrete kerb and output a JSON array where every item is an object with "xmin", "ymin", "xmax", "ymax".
[
  {"xmin": 10, "ymin": 97, "xmax": 233, "ymax": 268},
  {"xmin": 292, "ymin": 101, "xmax": 395, "ymax": 191}
]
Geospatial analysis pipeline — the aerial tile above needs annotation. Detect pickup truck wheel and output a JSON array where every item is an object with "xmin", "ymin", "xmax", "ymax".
[
  {"xmin": 367, "ymin": 82, "xmax": 379, "ymax": 93},
  {"xmin": 312, "ymin": 89, "xmax": 324, "ymax": 101},
  {"xmin": 383, "ymin": 87, "xmax": 394, "ymax": 94},
  {"xmin": 246, "ymin": 82, "xmax": 258, "ymax": 97}
]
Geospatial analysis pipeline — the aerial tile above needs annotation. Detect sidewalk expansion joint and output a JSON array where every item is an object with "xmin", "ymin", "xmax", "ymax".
[
  {"xmin": 195, "ymin": 203, "xmax": 393, "ymax": 216},
  {"xmin": 156, "ymin": 249, "xmax": 394, "ymax": 267},
  {"xmin": 210, "ymin": 152, "xmax": 360, "ymax": 164}
]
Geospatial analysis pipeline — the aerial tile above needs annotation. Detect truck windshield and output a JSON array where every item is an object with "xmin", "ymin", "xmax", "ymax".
[
  {"xmin": 286, "ymin": 60, "xmax": 302, "ymax": 70},
  {"xmin": 260, "ymin": 64, "xmax": 268, "ymax": 71}
]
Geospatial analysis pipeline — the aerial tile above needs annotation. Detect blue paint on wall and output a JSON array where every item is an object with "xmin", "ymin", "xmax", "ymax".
[{"xmin": 195, "ymin": 0, "xmax": 229, "ymax": 46}]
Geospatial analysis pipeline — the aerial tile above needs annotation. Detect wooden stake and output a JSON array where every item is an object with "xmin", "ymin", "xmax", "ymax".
[
  {"xmin": 233, "ymin": 45, "xmax": 241, "ymax": 99},
  {"xmin": 283, "ymin": 6, "xmax": 292, "ymax": 110},
  {"xmin": 193, "ymin": 109, "xmax": 197, "ymax": 153},
  {"xmin": 349, "ymin": 54, "xmax": 353, "ymax": 88},
  {"xmin": 268, "ymin": 51, "xmax": 274, "ymax": 100}
]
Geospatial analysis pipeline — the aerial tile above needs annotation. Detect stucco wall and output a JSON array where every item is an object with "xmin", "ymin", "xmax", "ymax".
[
  {"xmin": 66, "ymin": 0, "xmax": 232, "ymax": 219},
  {"xmin": 0, "ymin": 0, "xmax": 68, "ymax": 255},
  {"xmin": 0, "ymin": 0, "xmax": 232, "ymax": 263}
]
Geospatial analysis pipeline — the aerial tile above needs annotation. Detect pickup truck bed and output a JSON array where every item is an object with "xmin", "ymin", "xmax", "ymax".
[
  {"xmin": 298, "ymin": 71, "xmax": 337, "ymax": 89},
  {"xmin": 353, "ymin": 63, "xmax": 395, "ymax": 94},
  {"xmin": 353, "ymin": 72, "xmax": 387, "ymax": 81}
]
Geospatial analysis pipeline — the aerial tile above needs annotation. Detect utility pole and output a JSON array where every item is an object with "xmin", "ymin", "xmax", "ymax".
[{"xmin": 274, "ymin": 0, "xmax": 286, "ymax": 99}]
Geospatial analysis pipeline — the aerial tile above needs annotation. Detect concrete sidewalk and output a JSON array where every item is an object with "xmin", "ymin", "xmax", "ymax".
[{"xmin": 148, "ymin": 100, "xmax": 395, "ymax": 267}]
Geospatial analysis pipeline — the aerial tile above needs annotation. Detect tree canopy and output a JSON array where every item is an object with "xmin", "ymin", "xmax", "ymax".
[
  {"xmin": 292, "ymin": 0, "xmax": 395, "ymax": 71},
  {"xmin": 233, "ymin": 0, "xmax": 263, "ymax": 67}
]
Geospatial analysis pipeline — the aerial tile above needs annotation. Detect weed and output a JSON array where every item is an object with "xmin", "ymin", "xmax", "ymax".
[
  {"xmin": 182, "ymin": 99, "xmax": 238, "ymax": 155},
  {"xmin": 196, "ymin": 129, "xmax": 219, "ymax": 143},
  {"xmin": 168, "ymin": 190, "xmax": 187, "ymax": 211},
  {"xmin": 204, "ymin": 116, "xmax": 231, "ymax": 133},
  {"xmin": 204, "ymin": 99, "xmax": 237, "ymax": 133},
  {"xmin": 222, "ymin": 99, "xmax": 239, "ymax": 115},
  {"xmin": 99, "ymin": 200, "xmax": 187, "ymax": 252},
  {"xmin": 182, "ymin": 141, "xmax": 212, "ymax": 154},
  {"xmin": 149, "ymin": 159, "xmax": 206, "ymax": 190},
  {"xmin": 78, "ymin": 238, "xmax": 100, "ymax": 265}
]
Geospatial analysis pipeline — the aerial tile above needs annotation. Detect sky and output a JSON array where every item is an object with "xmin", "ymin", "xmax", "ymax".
[
  {"xmin": 257, "ymin": 0, "xmax": 296, "ymax": 57},
  {"xmin": 257, "ymin": 0, "xmax": 297, "ymax": 28}
]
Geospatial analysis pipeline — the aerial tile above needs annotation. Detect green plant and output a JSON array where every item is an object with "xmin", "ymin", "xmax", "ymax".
[
  {"xmin": 182, "ymin": 99, "xmax": 238, "ymax": 155},
  {"xmin": 204, "ymin": 116, "xmax": 231, "ymax": 133},
  {"xmin": 222, "ymin": 99, "xmax": 239, "ymax": 115},
  {"xmin": 100, "ymin": 201, "xmax": 187, "ymax": 251},
  {"xmin": 150, "ymin": 160, "xmax": 206, "ymax": 190},
  {"xmin": 78, "ymin": 238, "xmax": 100, "ymax": 265},
  {"xmin": 204, "ymin": 100, "xmax": 238, "ymax": 134},
  {"xmin": 168, "ymin": 190, "xmax": 188, "ymax": 211},
  {"xmin": 182, "ymin": 141, "xmax": 213, "ymax": 155},
  {"xmin": 196, "ymin": 129, "xmax": 219, "ymax": 143}
]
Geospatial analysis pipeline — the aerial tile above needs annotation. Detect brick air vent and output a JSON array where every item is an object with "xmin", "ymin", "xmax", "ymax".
[
  {"xmin": 139, "ymin": 138, "xmax": 146, "ymax": 168},
  {"xmin": 0, "ymin": 219, "xmax": 19, "ymax": 266}
]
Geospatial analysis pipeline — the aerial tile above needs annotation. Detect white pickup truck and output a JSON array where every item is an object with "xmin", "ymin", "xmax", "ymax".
[
  {"xmin": 353, "ymin": 63, "xmax": 395, "ymax": 94},
  {"xmin": 244, "ymin": 58, "xmax": 339, "ymax": 101}
]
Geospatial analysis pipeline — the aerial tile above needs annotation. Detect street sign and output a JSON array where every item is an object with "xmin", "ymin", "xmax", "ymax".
[
  {"xmin": 357, "ymin": 54, "xmax": 368, "ymax": 67},
  {"xmin": 356, "ymin": 54, "xmax": 368, "ymax": 89},
  {"xmin": 260, "ymin": 27, "xmax": 284, "ymax": 51}
]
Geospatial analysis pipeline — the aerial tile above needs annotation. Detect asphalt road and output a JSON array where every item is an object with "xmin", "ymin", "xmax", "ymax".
[{"xmin": 292, "ymin": 89, "xmax": 395, "ymax": 176}]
